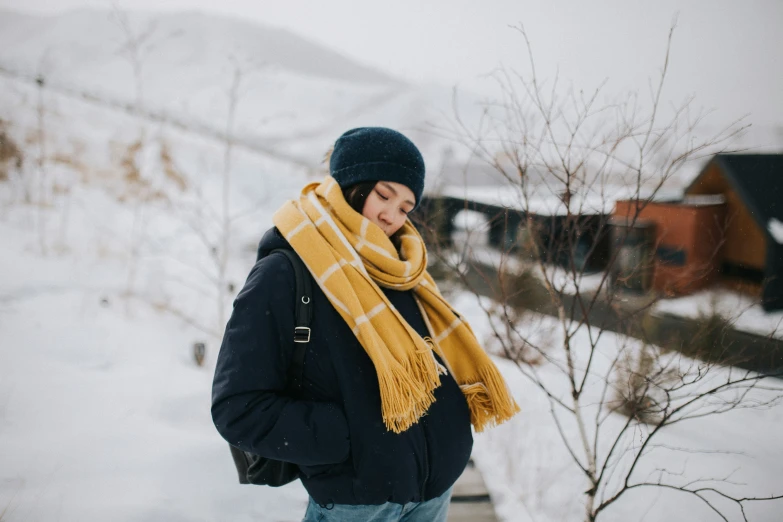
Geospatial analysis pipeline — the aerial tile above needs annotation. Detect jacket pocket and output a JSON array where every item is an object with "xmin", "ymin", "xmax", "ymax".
[{"xmin": 298, "ymin": 453, "xmax": 353, "ymax": 480}]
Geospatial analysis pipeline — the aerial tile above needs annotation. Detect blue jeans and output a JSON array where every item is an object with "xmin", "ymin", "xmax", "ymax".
[{"xmin": 301, "ymin": 487, "xmax": 453, "ymax": 522}]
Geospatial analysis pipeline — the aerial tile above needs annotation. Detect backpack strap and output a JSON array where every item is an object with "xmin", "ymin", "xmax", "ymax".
[{"xmin": 269, "ymin": 248, "xmax": 313, "ymax": 392}]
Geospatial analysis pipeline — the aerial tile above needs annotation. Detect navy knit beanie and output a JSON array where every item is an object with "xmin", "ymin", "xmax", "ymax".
[{"xmin": 329, "ymin": 127, "xmax": 425, "ymax": 206}]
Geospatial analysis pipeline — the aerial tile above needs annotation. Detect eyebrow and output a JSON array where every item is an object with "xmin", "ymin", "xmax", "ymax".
[{"xmin": 379, "ymin": 182, "xmax": 415, "ymax": 208}]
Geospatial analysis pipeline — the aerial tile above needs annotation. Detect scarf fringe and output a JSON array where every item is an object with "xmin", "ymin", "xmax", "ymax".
[
  {"xmin": 461, "ymin": 365, "xmax": 521, "ymax": 433},
  {"xmin": 378, "ymin": 360, "xmax": 437, "ymax": 433},
  {"xmin": 380, "ymin": 346, "xmax": 444, "ymax": 433}
]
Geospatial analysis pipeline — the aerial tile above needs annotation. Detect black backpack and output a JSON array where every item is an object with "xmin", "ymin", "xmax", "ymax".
[{"xmin": 228, "ymin": 247, "xmax": 314, "ymax": 486}]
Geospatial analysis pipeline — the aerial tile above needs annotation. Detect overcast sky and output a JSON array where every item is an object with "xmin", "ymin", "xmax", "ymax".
[{"xmin": 2, "ymin": 0, "xmax": 782, "ymax": 143}]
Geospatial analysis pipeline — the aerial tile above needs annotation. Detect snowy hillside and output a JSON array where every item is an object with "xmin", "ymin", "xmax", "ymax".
[
  {"xmin": 0, "ymin": 8, "xmax": 486, "ymax": 172},
  {"xmin": 0, "ymin": 8, "xmax": 489, "ymax": 348},
  {"xmin": 0, "ymin": 8, "xmax": 397, "ymax": 85},
  {"xmin": 0, "ymin": 64, "xmax": 314, "ymax": 520},
  {"xmin": 0, "ymin": 182, "xmax": 311, "ymax": 521}
]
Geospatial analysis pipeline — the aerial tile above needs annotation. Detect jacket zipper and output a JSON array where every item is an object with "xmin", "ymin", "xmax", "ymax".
[{"xmin": 420, "ymin": 427, "xmax": 430, "ymax": 501}]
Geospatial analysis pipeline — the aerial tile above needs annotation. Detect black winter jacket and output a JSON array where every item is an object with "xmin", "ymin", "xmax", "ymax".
[{"xmin": 211, "ymin": 227, "xmax": 473, "ymax": 505}]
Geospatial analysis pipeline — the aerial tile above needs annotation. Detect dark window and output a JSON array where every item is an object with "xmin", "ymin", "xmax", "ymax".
[
  {"xmin": 656, "ymin": 245, "xmax": 686, "ymax": 266},
  {"xmin": 721, "ymin": 262, "xmax": 765, "ymax": 284}
]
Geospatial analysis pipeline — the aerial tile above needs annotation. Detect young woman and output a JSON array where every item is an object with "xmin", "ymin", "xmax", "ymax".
[{"xmin": 211, "ymin": 127, "xmax": 519, "ymax": 522}]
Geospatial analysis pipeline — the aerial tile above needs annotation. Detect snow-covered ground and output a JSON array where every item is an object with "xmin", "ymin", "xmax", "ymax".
[
  {"xmin": 450, "ymin": 292, "xmax": 783, "ymax": 522},
  {"xmin": 769, "ymin": 218, "xmax": 783, "ymax": 245},
  {"xmin": 448, "ymin": 229, "xmax": 783, "ymax": 340},
  {"xmin": 0, "ymin": 211, "xmax": 309, "ymax": 521},
  {"xmin": 0, "ymin": 122, "xmax": 311, "ymax": 520},
  {"xmin": 654, "ymin": 288, "xmax": 783, "ymax": 340},
  {"xmin": 1, "ymin": 20, "xmax": 316, "ymax": 514}
]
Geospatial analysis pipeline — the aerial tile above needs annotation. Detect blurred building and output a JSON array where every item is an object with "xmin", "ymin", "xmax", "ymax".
[
  {"xmin": 612, "ymin": 196, "xmax": 726, "ymax": 296},
  {"xmin": 613, "ymin": 154, "xmax": 783, "ymax": 310},
  {"xmin": 686, "ymin": 154, "xmax": 783, "ymax": 310}
]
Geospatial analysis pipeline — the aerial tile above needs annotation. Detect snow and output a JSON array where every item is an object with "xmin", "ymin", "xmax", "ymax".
[
  {"xmin": 0, "ymin": 8, "xmax": 492, "ymax": 172},
  {"xmin": 445, "ymin": 225, "xmax": 782, "ymax": 341},
  {"xmin": 453, "ymin": 209, "xmax": 490, "ymax": 231},
  {"xmin": 0, "ymin": 193, "xmax": 309, "ymax": 521},
  {"xmin": 681, "ymin": 194, "xmax": 726, "ymax": 206},
  {"xmin": 441, "ymin": 183, "xmax": 656, "ymax": 216},
  {"xmin": 769, "ymin": 218, "xmax": 783, "ymax": 244},
  {"xmin": 1, "ymin": 8, "xmax": 782, "ymax": 522},
  {"xmin": 459, "ymin": 244, "xmax": 783, "ymax": 339},
  {"xmin": 1, "ymin": 27, "xmax": 317, "ymax": 516},
  {"xmin": 654, "ymin": 288, "xmax": 783, "ymax": 340},
  {"xmin": 448, "ymin": 292, "xmax": 783, "ymax": 522},
  {"xmin": 2, "ymin": 157, "xmax": 782, "ymax": 522},
  {"xmin": 4, "ymin": 184, "xmax": 782, "ymax": 521},
  {"xmin": 444, "ymin": 240, "xmax": 607, "ymax": 297}
]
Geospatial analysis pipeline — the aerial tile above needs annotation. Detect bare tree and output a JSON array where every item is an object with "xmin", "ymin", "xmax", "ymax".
[
  {"xmin": 110, "ymin": 6, "xmax": 158, "ymax": 119},
  {"xmin": 215, "ymin": 63, "xmax": 242, "ymax": 331},
  {"xmin": 33, "ymin": 49, "xmax": 56, "ymax": 256},
  {"xmin": 146, "ymin": 59, "xmax": 270, "ymax": 342},
  {"xmin": 110, "ymin": 6, "xmax": 180, "ymax": 300},
  {"xmin": 0, "ymin": 119, "xmax": 24, "ymax": 201},
  {"xmin": 424, "ymin": 22, "xmax": 783, "ymax": 522},
  {"xmin": 111, "ymin": 6, "xmax": 155, "ymax": 299}
]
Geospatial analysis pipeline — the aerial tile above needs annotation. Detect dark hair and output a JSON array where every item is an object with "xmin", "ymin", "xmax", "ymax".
[{"xmin": 342, "ymin": 181, "xmax": 377, "ymax": 214}]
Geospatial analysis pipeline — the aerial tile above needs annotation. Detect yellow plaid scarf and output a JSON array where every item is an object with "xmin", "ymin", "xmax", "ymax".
[{"xmin": 273, "ymin": 176, "xmax": 519, "ymax": 433}]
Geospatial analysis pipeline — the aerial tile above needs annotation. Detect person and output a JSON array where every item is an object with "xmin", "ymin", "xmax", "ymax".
[{"xmin": 211, "ymin": 127, "xmax": 519, "ymax": 522}]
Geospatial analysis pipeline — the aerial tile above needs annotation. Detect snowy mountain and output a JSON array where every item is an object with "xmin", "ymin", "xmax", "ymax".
[
  {"xmin": 0, "ymin": 8, "xmax": 397, "ymax": 86},
  {"xmin": 0, "ymin": 7, "xmax": 484, "ymax": 172}
]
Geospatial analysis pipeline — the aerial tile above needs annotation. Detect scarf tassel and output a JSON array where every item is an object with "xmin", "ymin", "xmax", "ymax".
[
  {"xmin": 378, "ymin": 355, "xmax": 440, "ymax": 434},
  {"xmin": 461, "ymin": 365, "xmax": 521, "ymax": 433}
]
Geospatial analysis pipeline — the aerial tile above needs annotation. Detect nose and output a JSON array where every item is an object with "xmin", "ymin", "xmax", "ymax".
[{"xmin": 378, "ymin": 210, "xmax": 393, "ymax": 225}]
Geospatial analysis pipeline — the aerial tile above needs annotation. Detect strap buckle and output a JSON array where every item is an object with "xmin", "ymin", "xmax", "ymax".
[{"xmin": 294, "ymin": 327, "xmax": 311, "ymax": 343}]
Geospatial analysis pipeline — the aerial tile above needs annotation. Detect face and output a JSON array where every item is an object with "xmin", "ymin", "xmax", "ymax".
[{"xmin": 361, "ymin": 181, "xmax": 415, "ymax": 237}]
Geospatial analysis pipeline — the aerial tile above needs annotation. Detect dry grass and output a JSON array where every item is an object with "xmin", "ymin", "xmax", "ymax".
[
  {"xmin": 687, "ymin": 308, "xmax": 735, "ymax": 363},
  {"xmin": 500, "ymin": 265, "xmax": 551, "ymax": 315},
  {"xmin": 0, "ymin": 120, "xmax": 24, "ymax": 181},
  {"xmin": 720, "ymin": 277, "xmax": 763, "ymax": 298},
  {"xmin": 112, "ymin": 139, "xmax": 169, "ymax": 203},
  {"xmin": 159, "ymin": 141, "xmax": 188, "ymax": 192},
  {"xmin": 613, "ymin": 346, "xmax": 661, "ymax": 423},
  {"xmin": 121, "ymin": 139, "xmax": 143, "ymax": 185},
  {"xmin": 49, "ymin": 139, "xmax": 89, "ymax": 177}
]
